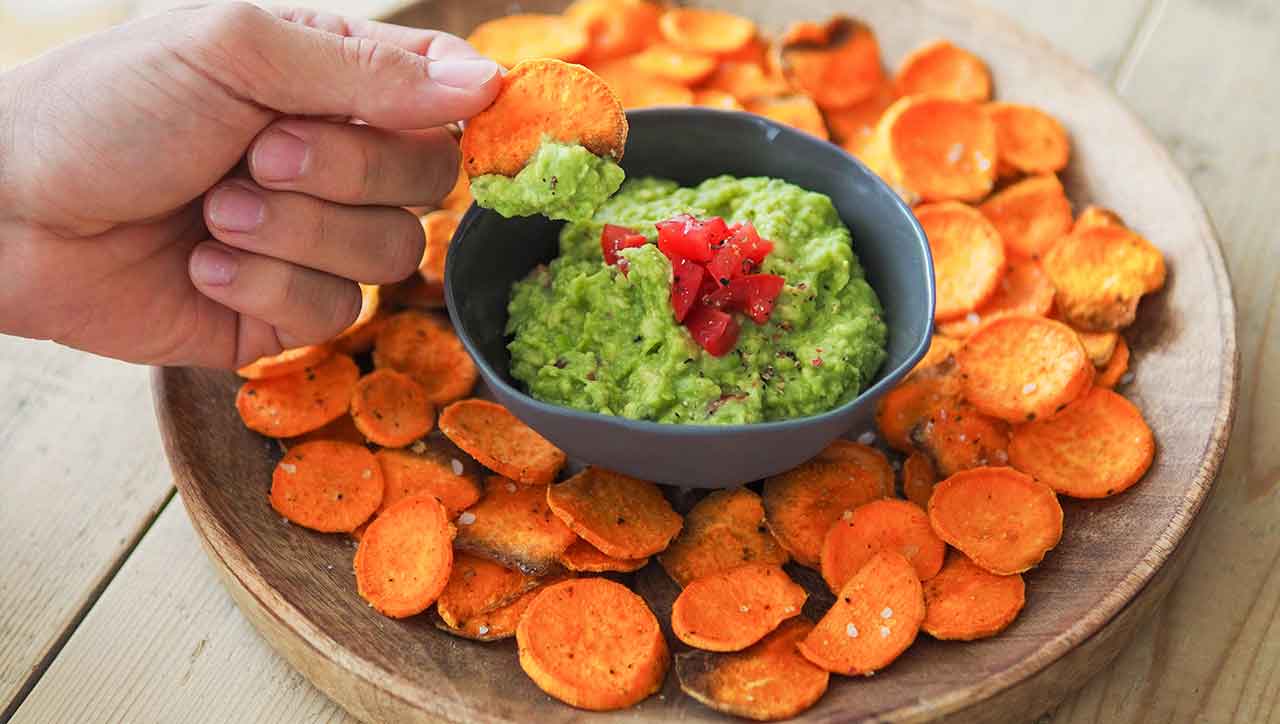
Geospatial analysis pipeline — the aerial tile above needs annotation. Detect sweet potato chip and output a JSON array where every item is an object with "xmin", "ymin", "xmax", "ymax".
[
  {"xmin": 798, "ymin": 550, "xmax": 925, "ymax": 676},
  {"xmin": 875, "ymin": 356, "xmax": 964, "ymax": 452},
  {"xmin": 700, "ymin": 61, "xmax": 789, "ymax": 103},
  {"xmin": 826, "ymin": 84, "xmax": 896, "ymax": 159},
  {"xmin": 909, "ymin": 400, "xmax": 1012, "ymax": 477},
  {"xmin": 373, "ymin": 311, "xmax": 477, "ymax": 406},
  {"xmin": 1009, "ymin": 386, "xmax": 1154, "ymax": 498},
  {"xmin": 436, "ymin": 574, "xmax": 570, "ymax": 642},
  {"xmin": 350, "ymin": 370, "xmax": 435, "ymax": 448},
  {"xmin": 762, "ymin": 444, "xmax": 892, "ymax": 568},
  {"xmin": 461, "ymin": 59, "xmax": 626, "ymax": 178},
  {"xmin": 1074, "ymin": 327, "xmax": 1119, "ymax": 368},
  {"xmin": 467, "ymin": 14, "xmax": 589, "ymax": 69},
  {"xmin": 902, "ymin": 451, "xmax": 937, "ymax": 510},
  {"xmin": 745, "ymin": 94, "xmax": 830, "ymax": 140},
  {"xmin": 922, "ymin": 552, "xmax": 1025, "ymax": 640},
  {"xmin": 777, "ymin": 16, "xmax": 883, "ymax": 110},
  {"xmin": 815, "ymin": 439, "xmax": 896, "ymax": 496},
  {"xmin": 517, "ymin": 578, "xmax": 669, "ymax": 711},
  {"xmin": 937, "ymin": 258, "xmax": 1056, "ymax": 338},
  {"xmin": 374, "ymin": 441, "xmax": 482, "ymax": 519},
  {"xmin": 631, "ymin": 43, "xmax": 717, "ymax": 86},
  {"xmin": 594, "ymin": 56, "xmax": 696, "ymax": 108},
  {"xmin": 280, "ymin": 414, "xmax": 365, "ymax": 451},
  {"xmin": 913, "ymin": 334, "xmax": 964, "ymax": 374},
  {"xmin": 270, "ymin": 440, "xmax": 383, "ymax": 533},
  {"xmin": 567, "ymin": 0, "xmax": 663, "ymax": 65},
  {"xmin": 1073, "ymin": 204, "xmax": 1126, "ymax": 233},
  {"xmin": 354, "ymin": 494, "xmax": 454, "ymax": 618},
  {"xmin": 869, "ymin": 96, "xmax": 997, "ymax": 203},
  {"xmin": 1042, "ymin": 225, "xmax": 1167, "ymax": 332},
  {"xmin": 547, "ymin": 467, "xmax": 683, "ymax": 559},
  {"xmin": 436, "ymin": 552, "xmax": 545, "ymax": 630},
  {"xmin": 236, "ymin": 345, "xmax": 331, "ymax": 380},
  {"xmin": 557, "ymin": 538, "xmax": 649, "ymax": 573},
  {"xmin": 1096, "ymin": 337, "xmax": 1131, "ymax": 389},
  {"xmin": 671, "ymin": 564, "xmax": 807, "ymax": 652},
  {"xmin": 677, "ymin": 617, "xmax": 827, "ymax": 721},
  {"xmin": 386, "ymin": 276, "xmax": 444, "ymax": 312},
  {"xmin": 986, "ymin": 102, "xmax": 1070, "ymax": 176},
  {"xmin": 439, "ymin": 163, "xmax": 472, "ymax": 213},
  {"xmin": 692, "ymin": 89, "xmax": 745, "ymax": 111},
  {"xmin": 332, "ymin": 285, "xmax": 384, "ymax": 356},
  {"xmin": 821, "ymin": 498, "xmax": 946, "ymax": 591},
  {"xmin": 236, "ymin": 353, "xmax": 359, "ymax": 438},
  {"xmin": 928, "ymin": 466, "xmax": 1063, "ymax": 574},
  {"xmin": 658, "ymin": 488, "xmax": 789, "ymax": 588},
  {"xmin": 718, "ymin": 34, "xmax": 769, "ymax": 66},
  {"xmin": 893, "ymin": 39, "xmax": 991, "ymax": 102},
  {"xmin": 916, "ymin": 201, "xmax": 1006, "ymax": 321},
  {"xmin": 978, "ymin": 174, "xmax": 1073, "ymax": 260},
  {"xmin": 418, "ymin": 210, "xmax": 460, "ymax": 293},
  {"xmin": 438, "ymin": 399, "xmax": 566, "ymax": 485},
  {"xmin": 454, "ymin": 475, "xmax": 576, "ymax": 575},
  {"xmin": 658, "ymin": 7, "xmax": 755, "ymax": 55},
  {"xmin": 957, "ymin": 315, "xmax": 1094, "ymax": 423}
]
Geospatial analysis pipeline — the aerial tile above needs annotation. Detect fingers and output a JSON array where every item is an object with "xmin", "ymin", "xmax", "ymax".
[
  {"xmin": 187, "ymin": 2, "xmax": 501, "ymax": 129},
  {"xmin": 247, "ymin": 119, "xmax": 460, "ymax": 206},
  {"xmin": 188, "ymin": 240, "xmax": 363, "ymax": 350},
  {"xmin": 203, "ymin": 179, "xmax": 425, "ymax": 284}
]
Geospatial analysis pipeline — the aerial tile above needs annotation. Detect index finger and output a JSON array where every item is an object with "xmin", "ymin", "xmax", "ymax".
[{"xmin": 272, "ymin": 7, "xmax": 485, "ymax": 60}]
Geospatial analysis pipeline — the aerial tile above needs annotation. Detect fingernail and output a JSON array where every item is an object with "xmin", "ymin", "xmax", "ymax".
[
  {"xmin": 208, "ymin": 184, "xmax": 264, "ymax": 233},
  {"xmin": 251, "ymin": 130, "xmax": 309, "ymax": 182},
  {"xmin": 190, "ymin": 245, "xmax": 238, "ymax": 287},
  {"xmin": 428, "ymin": 58, "xmax": 500, "ymax": 89}
]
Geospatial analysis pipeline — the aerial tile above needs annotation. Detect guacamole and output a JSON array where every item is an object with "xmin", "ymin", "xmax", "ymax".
[
  {"xmin": 506, "ymin": 176, "xmax": 887, "ymax": 424},
  {"xmin": 471, "ymin": 139, "xmax": 625, "ymax": 222}
]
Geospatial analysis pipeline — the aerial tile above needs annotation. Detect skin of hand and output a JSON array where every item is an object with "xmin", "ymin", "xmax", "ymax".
[{"xmin": 0, "ymin": 3, "xmax": 500, "ymax": 368}]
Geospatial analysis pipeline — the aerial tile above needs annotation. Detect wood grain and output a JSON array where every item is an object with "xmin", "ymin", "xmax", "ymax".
[
  {"xmin": 10, "ymin": 502, "xmax": 358, "ymax": 724},
  {"xmin": 147, "ymin": 1, "xmax": 1236, "ymax": 722},
  {"xmin": 0, "ymin": 339, "xmax": 173, "ymax": 719}
]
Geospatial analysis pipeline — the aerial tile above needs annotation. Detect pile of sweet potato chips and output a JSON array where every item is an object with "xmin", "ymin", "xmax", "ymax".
[{"xmin": 228, "ymin": 3, "xmax": 1166, "ymax": 720}]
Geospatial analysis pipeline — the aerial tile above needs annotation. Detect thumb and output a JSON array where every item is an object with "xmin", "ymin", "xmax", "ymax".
[{"xmin": 185, "ymin": 3, "xmax": 502, "ymax": 129}]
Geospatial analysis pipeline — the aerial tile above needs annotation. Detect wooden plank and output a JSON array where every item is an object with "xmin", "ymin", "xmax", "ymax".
[
  {"xmin": 10, "ymin": 501, "xmax": 358, "ymax": 724},
  {"xmin": 1049, "ymin": 0, "xmax": 1280, "ymax": 721},
  {"xmin": 980, "ymin": 0, "xmax": 1152, "ymax": 77},
  {"xmin": 0, "ymin": 339, "xmax": 174, "ymax": 718}
]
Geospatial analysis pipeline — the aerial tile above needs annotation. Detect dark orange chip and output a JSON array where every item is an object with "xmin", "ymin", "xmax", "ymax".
[
  {"xmin": 547, "ymin": 467, "xmax": 683, "ymax": 559},
  {"xmin": 902, "ymin": 451, "xmax": 938, "ymax": 510},
  {"xmin": 557, "ymin": 538, "xmax": 649, "ymax": 573},
  {"xmin": 438, "ymin": 399, "xmax": 566, "ymax": 485},
  {"xmin": 820, "ymin": 498, "xmax": 946, "ymax": 591},
  {"xmin": 454, "ymin": 475, "xmax": 577, "ymax": 575},
  {"xmin": 936, "ymin": 258, "xmax": 1056, "ymax": 339},
  {"xmin": 373, "ymin": 441, "xmax": 482, "ymax": 519},
  {"xmin": 280, "ymin": 414, "xmax": 365, "ymax": 451},
  {"xmin": 928, "ymin": 466, "xmax": 1063, "ymax": 575},
  {"xmin": 658, "ymin": 7, "xmax": 756, "ymax": 55},
  {"xmin": 436, "ymin": 551, "xmax": 545, "ymax": 630},
  {"xmin": 923, "ymin": 552, "xmax": 1025, "ymax": 640},
  {"xmin": 630, "ymin": 43, "xmax": 717, "ymax": 86},
  {"xmin": 349, "ymin": 370, "xmax": 435, "ymax": 448},
  {"xmin": 777, "ymin": 16, "xmax": 884, "ymax": 110},
  {"xmin": 658, "ymin": 487, "xmax": 789, "ymax": 588},
  {"xmin": 236, "ymin": 345, "xmax": 332, "ymax": 380},
  {"xmin": 373, "ymin": 311, "xmax": 477, "ymax": 406},
  {"xmin": 354, "ymin": 494, "xmax": 454, "ymax": 618},
  {"xmin": 671, "ymin": 564, "xmax": 807, "ymax": 652},
  {"xmin": 875, "ymin": 356, "xmax": 964, "ymax": 452},
  {"xmin": 270, "ymin": 440, "xmax": 383, "ymax": 533},
  {"xmin": 594, "ymin": 57, "xmax": 696, "ymax": 108},
  {"xmin": 745, "ymin": 94, "xmax": 830, "ymax": 140},
  {"xmin": 236, "ymin": 353, "xmax": 359, "ymax": 438},
  {"xmin": 870, "ymin": 96, "xmax": 997, "ymax": 204},
  {"xmin": 1096, "ymin": 337, "xmax": 1131, "ymax": 389},
  {"xmin": 567, "ymin": 0, "xmax": 663, "ymax": 65},
  {"xmin": 700, "ymin": 61, "xmax": 789, "ymax": 103},
  {"xmin": 909, "ymin": 400, "xmax": 1012, "ymax": 477},
  {"xmin": 332, "ymin": 285, "xmax": 386, "ymax": 357},
  {"xmin": 986, "ymin": 102, "xmax": 1070, "ymax": 176}
]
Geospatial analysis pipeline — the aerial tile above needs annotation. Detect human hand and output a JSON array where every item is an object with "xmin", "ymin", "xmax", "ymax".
[{"xmin": 0, "ymin": 3, "xmax": 499, "ymax": 368}]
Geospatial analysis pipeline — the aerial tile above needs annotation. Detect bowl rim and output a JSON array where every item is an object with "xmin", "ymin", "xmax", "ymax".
[{"xmin": 445, "ymin": 106, "xmax": 935, "ymax": 435}]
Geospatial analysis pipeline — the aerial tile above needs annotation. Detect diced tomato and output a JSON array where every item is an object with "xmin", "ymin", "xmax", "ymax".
[
  {"xmin": 669, "ymin": 255, "xmax": 705, "ymax": 323},
  {"xmin": 684, "ymin": 304, "xmax": 741, "ymax": 357},
  {"xmin": 601, "ymin": 224, "xmax": 648, "ymax": 266},
  {"xmin": 729, "ymin": 274, "xmax": 786, "ymax": 324},
  {"xmin": 726, "ymin": 222, "xmax": 773, "ymax": 264},
  {"xmin": 655, "ymin": 214, "xmax": 729, "ymax": 263},
  {"xmin": 705, "ymin": 242, "xmax": 746, "ymax": 285}
]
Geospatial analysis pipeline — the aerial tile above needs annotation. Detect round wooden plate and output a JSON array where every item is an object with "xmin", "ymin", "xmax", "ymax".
[{"xmin": 153, "ymin": 0, "xmax": 1238, "ymax": 721}]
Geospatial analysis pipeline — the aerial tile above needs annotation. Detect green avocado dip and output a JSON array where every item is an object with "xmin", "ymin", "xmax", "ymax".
[
  {"xmin": 506, "ymin": 176, "xmax": 888, "ymax": 425},
  {"xmin": 471, "ymin": 139, "xmax": 626, "ymax": 222}
]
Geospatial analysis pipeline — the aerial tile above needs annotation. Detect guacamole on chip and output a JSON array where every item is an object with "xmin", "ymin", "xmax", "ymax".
[
  {"xmin": 471, "ymin": 139, "xmax": 626, "ymax": 222},
  {"xmin": 507, "ymin": 176, "xmax": 887, "ymax": 424}
]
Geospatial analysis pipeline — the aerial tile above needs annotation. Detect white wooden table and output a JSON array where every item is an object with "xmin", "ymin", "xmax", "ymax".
[{"xmin": 2, "ymin": 1, "xmax": 1277, "ymax": 722}]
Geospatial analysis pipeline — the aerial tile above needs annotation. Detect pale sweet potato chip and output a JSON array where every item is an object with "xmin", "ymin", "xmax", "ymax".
[
  {"xmin": 916, "ymin": 201, "xmax": 1006, "ymax": 322},
  {"xmin": 821, "ymin": 498, "xmax": 946, "ymax": 591},
  {"xmin": 986, "ymin": 102, "xmax": 1070, "ymax": 176},
  {"xmin": 978, "ymin": 174, "xmax": 1073, "ymax": 260},
  {"xmin": 467, "ymin": 14, "xmax": 588, "ymax": 69},
  {"xmin": 1042, "ymin": 225, "xmax": 1167, "ymax": 332},
  {"xmin": 893, "ymin": 39, "xmax": 991, "ymax": 101},
  {"xmin": 354, "ymin": 494, "xmax": 454, "ymax": 618}
]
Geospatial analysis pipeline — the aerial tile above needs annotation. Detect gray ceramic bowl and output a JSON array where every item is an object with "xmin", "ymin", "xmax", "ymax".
[{"xmin": 445, "ymin": 108, "xmax": 933, "ymax": 488}]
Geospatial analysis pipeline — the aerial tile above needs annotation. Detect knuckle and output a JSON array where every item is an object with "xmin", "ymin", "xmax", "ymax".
[{"xmin": 196, "ymin": 1, "xmax": 267, "ymax": 44}]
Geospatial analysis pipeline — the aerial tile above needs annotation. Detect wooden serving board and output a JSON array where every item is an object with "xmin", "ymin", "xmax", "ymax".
[{"xmin": 153, "ymin": 0, "xmax": 1238, "ymax": 721}]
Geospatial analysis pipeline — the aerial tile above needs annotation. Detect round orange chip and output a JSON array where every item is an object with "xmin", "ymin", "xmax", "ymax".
[
  {"xmin": 373, "ymin": 444, "xmax": 482, "ymax": 520},
  {"xmin": 236, "ymin": 353, "xmax": 359, "ymax": 438},
  {"xmin": 567, "ymin": 0, "xmax": 663, "ymax": 65},
  {"xmin": 558, "ymin": 538, "xmax": 649, "ymax": 573},
  {"xmin": 658, "ymin": 7, "xmax": 755, "ymax": 55},
  {"xmin": 986, "ymin": 102, "xmax": 1071, "ymax": 176},
  {"xmin": 928, "ymin": 467, "xmax": 1063, "ymax": 575},
  {"xmin": 547, "ymin": 467, "xmax": 683, "ymax": 559},
  {"xmin": 923, "ymin": 552, "xmax": 1025, "ymax": 640},
  {"xmin": 332, "ymin": 284, "xmax": 384, "ymax": 356},
  {"xmin": 271, "ymin": 441, "xmax": 383, "ymax": 533},
  {"xmin": 875, "ymin": 358, "xmax": 963, "ymax": 452},
  {"xmin": 517, "ymin": 578, "xmax": 669, "ymax": 711},
  {"xmin": 1009, "ymin": 386, "xmax": 1155, "ymax": 498},
  {"xmin": 349, "ymin": 370, "xmax": 435, "ymax": 448},
  {"xmin": 658, "ymin": 488, "xmax": 789, "ymax": 588},
  {"xmin": 354, "ymin": 494, "xmax": 453, "ymax": 619},
  {"xmin": 700, "ymin": 61, "xmax": 789, "ymax": 103},
  {"xmin": 594, "ymin": 57, "xmax": 696, "ymax": 108},
  {"xmin": 1096, "ymin": 337, "xmax": 1132, "ymax": 389},
  {"xmin": 777, "ymin": 16, "xmax": 884, "ymax": 110},
  {"xmin": 438, "ymin": 399, "xmax": 566, "ymax": 485},
  {"xmin": 436, "ymin": 552, "xmax": 543, "ymax": 630},
  {"xmin": 909, "ymin": 400, "xmax": 1012, "ymax": 478},
  {"xmin": 467, "ymin": 14, "xmax": 588, "ymax": 69},
  {"xmin": 827, "ymin": 84, "xmax": 896, "ymax": 157},
  {"xmin": 671, "ymin": 564, "xmax": 807, "ymax": 652},
  {"xmin": 916, "ymin": 201, "xmax": 1006, "ymax": 322},
  {"xmin": 893, "ymin": 39, "xmax": 991, "ymax": 102},
  {"xmin": 461, "ymin": 59, "xmax": 626, "ymax": 178},
  {"xmin": 1042, "ymin": 225, "xmax": 1167, "ymax": 332},
  {"xmin": 937, "ymin": 258, "xmax": 1056, "ymax": 338},
  {"xmin": 978, "ymin": 173, "xmax": 1073, "ymax": 260},
  {"xmin": 236, "ymin": 345, "xmax": 332, "ymax": 380},
  {"xmin": 745, "ymin": 94, "xmax": 829, "ymax": 140},
  {"xmin": 821, "ymin": 498, "xmax": 946, "ymax": 592},
  {"xmin": 875, "ymin": 95, "xmax": 997, "ymax": 203},
  {"xmin": 692, "ymin": 89, "xmax": 744, "ymax": 111},
  {"xmin": 373, "ymin": 310, "xmax": 477, "ymax": 406},
  {"xmin": 454, "ymin": 476, "xmax": 576, "ymax": 576},
  {"xmin": 957, "ymin": 315, "xmax": 1094, "ymax": 423},
  {"xmin": 630, "ymin": 43, "xmax": 717, "ymax": 86}
]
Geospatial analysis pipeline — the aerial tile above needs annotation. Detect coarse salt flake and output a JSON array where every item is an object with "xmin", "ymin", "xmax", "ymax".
[
  {"xmin": 458, "ymin": 512, "xmax": 477, "ymax": 525},
  {"xmin": 280, "ymin": 463, "xmax": 297, "ymax": 474},
  {"xmin": 739, "ymin": 604, "xmax": 750, "ymax": 613},
  {"xmin": 946, "ymin": 143, "xmax": 965, "ymax": 164},
  {"xmin": 966, "ymin": 312, "xmax": 981, "ymax": 325},
  {"xmin": 506, "ymin": 482, "xmax": 517, "ymax": 493},
  {"xmin": 880, "ymin": 625, "xmax": 891, "ymax": 638},
  {"xmin": 846, "ymin": 623, "xmax": 859, "ymax": 638},
  {"xmin": 1022, "ymin": 382, "xmax": 1038, "ymax": 394},
  {"xmin": 841, "ymin": 509, "xmax": 854, "ymax": 521},
  {"xmin": 857, "ymin": 430, "xmax": 876, "ymax": 445},
  {"xmin": 976, "ymin": 153, "xmax": 991, "ymax": 171},
  {"xmin": 477, "ymin": 625, "xmax": 490, "ymax": 635},
  {"xmin": 410, "ymin": 440, "xmax": 427, "ymax": 454},
  {"xmin": 450, "ymin": 458, "xmax": 464, "ymax": 476},
  {"xmin": 361, "ymin": 468, "xmax": 372, "ymax": 479},
  {"xmin": 881, "ymin": 607, "xmax": 893, "ymax": 619}
]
